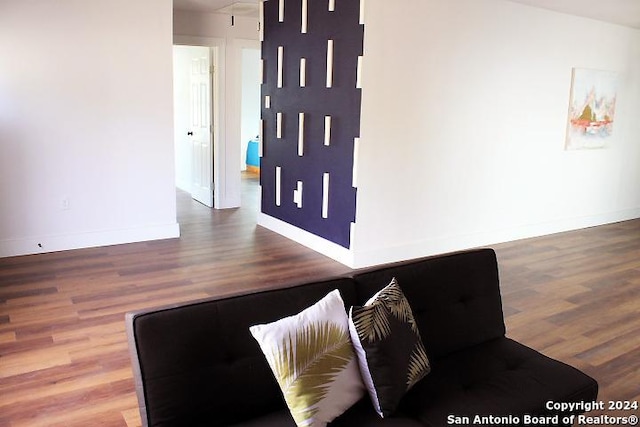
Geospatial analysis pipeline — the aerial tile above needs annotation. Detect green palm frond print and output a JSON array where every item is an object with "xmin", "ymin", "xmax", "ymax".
[
  {"xmin": 353, "ymin": 280, "xmax": 419, "ymax": 343},
  {"xmin": 406, "ymin": 343, "xmax": 430, "ymax": 389},
  {"xmin": 266, "ymin": 321, "xmax": 354, "ymax": 426},
  {"xmin": 352, "ymin": 278, "xmax": 431, "ymax": 396},
  {"xmin": 352, "ymin": 303, "xmax": 391, "ymax": 343},
  {"xmin": 382, "ymin": 279, "xmax": 418, "ymax": 333}
]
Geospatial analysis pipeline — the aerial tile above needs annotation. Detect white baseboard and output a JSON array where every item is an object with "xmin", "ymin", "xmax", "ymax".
[
  {"xmin": 257, "ymin": 213, "xmax": 355, "ymax": 267},
  {"xmin": 351, "ymin": 209, "xmax": 640, "ymax": 268},
  {"xmin": 0, "ymin": 223, "xmax": 180, "ymax": 258},
  {"xmin": 258, "ymin": 209, "xmax": 640, "ymax": 269}
]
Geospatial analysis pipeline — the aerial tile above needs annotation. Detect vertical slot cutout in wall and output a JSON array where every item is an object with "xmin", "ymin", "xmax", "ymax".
[
  {"xmin": 356, "ymin": 56, "xmax": 363, "ymax": 89},
  {"xmin": 260, "ymin": 59, "xmax": 265, "ymax": 84},
  {"xmin": 326, "ymin": 39, "xmax": 334, "ymax": 88},
  {"xmin": 350, "ymin": 222, "xmax": 357, "ymax": 247},
  {"xmin": 298, "ymin": 112, "xmax": 305, "ymax": 156},
  {"xmin": 352, "ymin": 137, "xmax": 360, "ymax": 187},
  {"xmin": 294, "ymin": 181, "xmax": 303, "ymax": 208},
  {"xmin": 276, "ymin": 112, "xmax": 283, "ymax": 139},
  {"xmin": 277, "ymin": 46, "xmax": 284, "ymax": 88},
  {"xmin": 359, "ymin": 0, "xmax": 365, "ymax": 24},
  {"xmin": 300, "ymin": 58, "xmax": 307, "ymax": 87},
  {"xmin": 265, "ymin": 95, "xmax": 271, "ymax": 109},
  {"xmin": 275, "ymin": 166, "xmax": 282, "ymax": 206},
  {"xmin": 279, "ymin": 0, "xmax": 285, "ymax": 22},
  {"xmin": 324, "ymin": 116, "xmax": 332, "ymax": 146},
  {"xmin": 329, "ymin": 0, "xmax": 335, "ymax": 12},
  {"xmin": 322, "ymin": 173, "xmax": 330, "ymax": 218},
  {"xmin": 301, "ymin": 0, "xmax": 308, "ymax": 33}
]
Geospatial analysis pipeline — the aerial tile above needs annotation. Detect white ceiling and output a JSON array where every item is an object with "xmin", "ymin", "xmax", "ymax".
[
  {"xmin": 172, "ymin": 0, "xmax": 640, "ymax": 30},
  {"xmin": 506, "ymin": 0, "xmax": 640, "ymax": 29},
  {"xmin": 173, "ymin": 0, "xmax": 256, "ymax": 14}
]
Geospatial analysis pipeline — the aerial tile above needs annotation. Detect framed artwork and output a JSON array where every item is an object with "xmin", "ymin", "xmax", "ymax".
[{"xmin": 565, "ymin": 68, "xmax": 618, "ymax": 150}]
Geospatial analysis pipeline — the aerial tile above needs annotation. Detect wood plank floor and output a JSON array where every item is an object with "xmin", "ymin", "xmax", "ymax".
[{"xmin": 1, "ymin": 173, "xmax": 639, "ymax": 426}]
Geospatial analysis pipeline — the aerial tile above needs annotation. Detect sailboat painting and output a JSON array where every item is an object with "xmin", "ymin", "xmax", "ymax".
[{"xmin": 565, "ymin": 68, "xmax": 618, "ymax": 150}]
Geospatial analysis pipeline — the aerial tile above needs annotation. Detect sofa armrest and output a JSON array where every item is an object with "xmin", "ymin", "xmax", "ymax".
[{"xmin": 125, "ymin": 311, "xmax": 151, "ymax": 427}]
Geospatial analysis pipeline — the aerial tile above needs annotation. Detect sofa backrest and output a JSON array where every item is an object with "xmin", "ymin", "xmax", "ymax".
[
  {"xmin": 126, "ymin": 248, "xmax": 505, "ymax": 426},
  {"xmin": 126, "ymin": 277, "xmax": 358, "ymax": 427},
  {"xmin": 352, "ymin": 248, "xmax": 505, "ymax": 359}
]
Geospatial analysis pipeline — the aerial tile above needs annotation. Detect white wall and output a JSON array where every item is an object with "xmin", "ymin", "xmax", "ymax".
[
  {"xmin": 0, "ymin": 0, "xmax": 178, "ymax": 257},
  {"xmin": 173, "ymin": 11, "xmax": 259, "ymax": 208},
  {"xmin": 350, "ymin": 0, "xmax": 640, "ymax": 267}
]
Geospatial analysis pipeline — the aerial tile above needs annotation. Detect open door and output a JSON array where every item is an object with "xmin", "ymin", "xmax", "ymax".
[{"xmin": 189, "ymin": 50, "xmax": 214, "ymax": 207}]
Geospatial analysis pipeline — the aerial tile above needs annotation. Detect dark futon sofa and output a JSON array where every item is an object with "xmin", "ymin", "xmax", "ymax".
[{"xmin": 126, "ymin": 248, "xmax": 598, "ymax": 426}]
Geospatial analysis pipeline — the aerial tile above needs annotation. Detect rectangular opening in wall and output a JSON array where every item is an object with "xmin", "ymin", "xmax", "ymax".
[
  {"xmin": 301, "ymin": 0, "xmax": 308, "ymax": 33},
  {"xmin": 322, "ymin": 172, "xmax": 330, "ymax": 219},
  {"xmin": 324, "ymin": 116, "xmax": 332, "ymax": 146},
  {"xmin": 275, "ymin": 166, "xmax": 282, "ymax": 206},
  {"xmin": 326, "ymin": 40, "xmax": 334, "ymax": 88},
  {"xmin": 298, "ymin": 112, "xmax": 305, "ymax": 156},
  {"xmin": 276, "ymin": 112, "xmax": 283, "ymax": 138},
  {"xmin": 300, "ymin": 58, "xmax": 307, "ymax": 87},
  {"xmin": 352, "ymin": 137, "xmax": 360, "ymax": 188},
  {"xmin": 294, "ymin": 181, "xmax": 303, "ymax": 208},
  {"xmin": 277, "ymin": 46, "xmax": 284, "ymax": 88}
]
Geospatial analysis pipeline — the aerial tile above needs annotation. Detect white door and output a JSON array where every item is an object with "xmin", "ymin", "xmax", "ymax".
[{"xmin": 189, "ymin": 50, "xmax": 214, "ymax": 207}]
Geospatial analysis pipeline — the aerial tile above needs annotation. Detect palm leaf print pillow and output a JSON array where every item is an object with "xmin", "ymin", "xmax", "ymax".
[
  {"xmin": 348, "ymin": 278, "xmax": 431, "ymax": 418},
  {"xmin": 249, "ymin": 290, "xmax": 364, "ymax": 427}
]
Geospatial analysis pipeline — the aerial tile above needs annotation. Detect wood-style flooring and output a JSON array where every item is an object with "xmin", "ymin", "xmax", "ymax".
[{"xmin": 1, "ymin": 173, "xmax": 639, "ymax": 426}]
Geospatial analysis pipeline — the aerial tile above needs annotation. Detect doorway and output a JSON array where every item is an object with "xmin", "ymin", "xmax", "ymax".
[
  {"xmin": 172, "ymin": 37, "xmax": 261, "ymax": 211},
  {"xmin": 240, "ymin": 46, "xmax": 262, "ymax": 205},
  {"xmin": 240, "ymin": 47, "xmax": 261, "ymax": 173},
  {"xmin": 173, "ymin": 44, "xmax": 216, "ymax": 208}
]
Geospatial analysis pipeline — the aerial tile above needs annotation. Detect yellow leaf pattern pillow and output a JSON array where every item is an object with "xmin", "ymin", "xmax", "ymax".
[{"xmin": 250, "ymin": 290, "xmax": 364, "ymax": 427}]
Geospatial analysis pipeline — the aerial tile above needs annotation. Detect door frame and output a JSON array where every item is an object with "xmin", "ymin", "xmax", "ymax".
[
  {"xmin": 237, "ymin": 40, "xmax": 262, "ymax": 174},
  {"xmin": 221, "ymin": 37, "xmax": 261, "ymax": 209},
  {"xmin": 174, "ymin": 35, "xmax": 226, "ymax": 209}
]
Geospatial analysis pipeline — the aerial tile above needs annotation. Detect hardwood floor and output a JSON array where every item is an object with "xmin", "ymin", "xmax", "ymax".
[
  {"xmin": 1, "ymin": 174, "xmax": 638, "ymax": 426},
  {"xmin": 497, "ymin": 221, "xmax": 640, "ymax": 415}
]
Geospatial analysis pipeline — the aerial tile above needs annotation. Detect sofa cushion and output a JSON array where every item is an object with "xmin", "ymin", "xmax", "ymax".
[
  {"xmin": 331, "ymin": 398, "xmax": 426, "ymax": 426},
  {"xmin": 249, "ymin": 289, "xmax": 365, "ymax": 427},
  {"xmin": 229, "ymin": 399, "xmax": 425, "ymax": 427},
  {"xmin": 349, "ymin": 278, "xmax": 431, "ymax": 418},
  {"xmin": 398, "ymin": 337, "xmax": 599, "ymax": 427},
  {"xmin": 227, "ymin": 409, "xmax": 297, "ymax": 426},
  {"xmin": 353, "ymin": 249, "xmax": 505, "ymax": 360}
]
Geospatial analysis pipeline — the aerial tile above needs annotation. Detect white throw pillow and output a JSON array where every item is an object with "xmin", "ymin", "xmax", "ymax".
[{"xmin": 249, "ymin": 289, "xmax": 365, "ymax": 427}]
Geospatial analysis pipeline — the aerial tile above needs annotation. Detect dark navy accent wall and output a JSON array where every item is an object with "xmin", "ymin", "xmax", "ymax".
[{"xmin": 260, "ymin": 0, "xmax": 363, "ymax": 248}]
